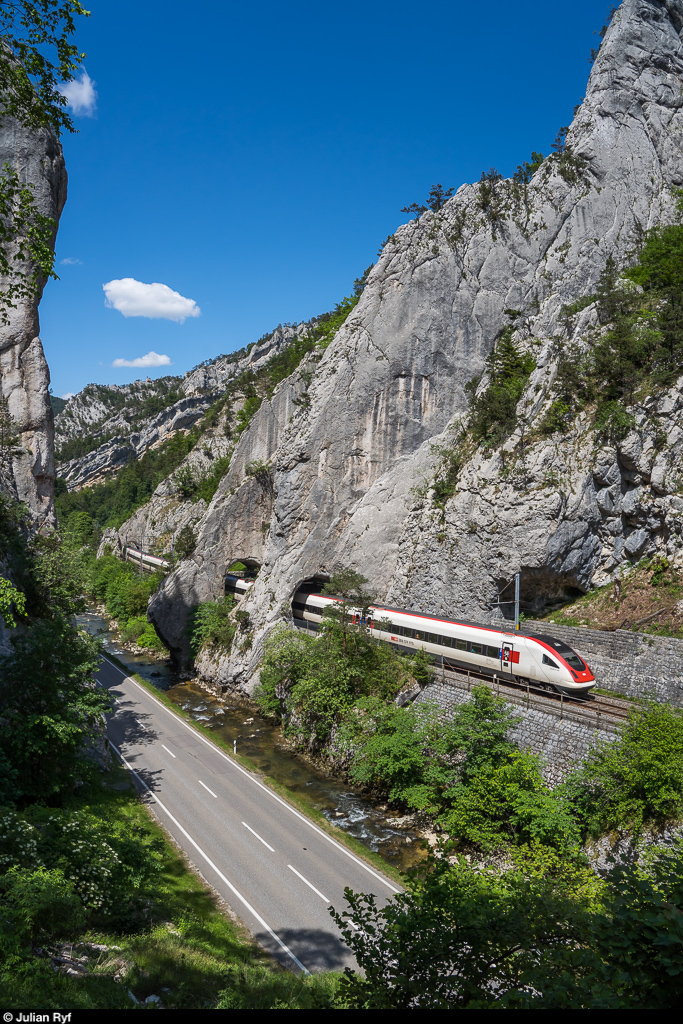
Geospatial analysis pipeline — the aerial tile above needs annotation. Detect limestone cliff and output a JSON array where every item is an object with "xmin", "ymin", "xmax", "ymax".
[
  {"xmin": 0, "ymin": 117, "xmax": 66, "ymax": 526},
  {"xmin": 56, "ymin": 324, "xmax": 301, "ymax": 490},
  {"xmin": 121, "ymin": 0, "xmax": 683, "ymax": 686}
]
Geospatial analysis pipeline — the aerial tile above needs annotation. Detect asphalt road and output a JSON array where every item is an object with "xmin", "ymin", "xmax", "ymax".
[{"xmin": 96, "ymin": 656, "xmax": 400, "ymax": 974}]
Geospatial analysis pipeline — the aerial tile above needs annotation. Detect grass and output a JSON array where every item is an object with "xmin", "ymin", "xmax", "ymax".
[
  {"xmin": 106, "ymin": 654, "xmax": 405, "ymax": 888},
  {"xmin": 0, "ymin": 760, "xmax": 340, "ymax": 1009},
  {"xmin": 537, "ymin": 558, "xmax": 683, "ymax": 638}
]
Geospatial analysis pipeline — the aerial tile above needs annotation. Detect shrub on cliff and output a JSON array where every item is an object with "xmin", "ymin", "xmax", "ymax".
[
  {"xmin": 466, "ymin": 329, "xmax": 536, "ymax": 447},
  {"xmin": 188, "ymin": 595, "xmax": 236, "ymax": 657}
]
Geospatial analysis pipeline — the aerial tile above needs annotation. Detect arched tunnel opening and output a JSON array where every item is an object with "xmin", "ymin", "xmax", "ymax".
[
  {"xmin": 494, "ymin": 570, "xmax": 586, "ymax": 622},
  {"xmin": 225, "ymin": 558, "xmax": 261, "ymax": 600},
  {"xmin": 291, "ymin": 574, "xmax": 330, "ymax": 632}
]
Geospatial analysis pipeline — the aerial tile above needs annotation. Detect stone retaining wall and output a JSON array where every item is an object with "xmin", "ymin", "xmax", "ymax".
[
  {"xmin": 418, "ymin": 675, "xmax": 619, "ymax": 786},
  {"xmin": 517, "ymin": 619, "xmax": 683, "ymax": 705}
]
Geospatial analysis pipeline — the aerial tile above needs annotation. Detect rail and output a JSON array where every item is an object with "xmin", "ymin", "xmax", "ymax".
[{"xmin": 432, "ymin": 662, "xmax": 631, "ymax": 729}]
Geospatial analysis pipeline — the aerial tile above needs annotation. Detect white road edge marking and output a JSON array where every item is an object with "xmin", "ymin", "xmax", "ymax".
[
  {"xmin": 161, "ymin": 744, "xmax": 176, "ymax": 759},
  {"xmin": 198, "ymin": 779, "xmax": 218, "ymax": 798},
  {"xmin": 101, "ymin": 660, "xmax": 399, "ymax": 894},
  {"xmin": 108, "ymin": 740, "xmax": 309, "ymax": 975},
  {"xmin": 242, "ymin": 821, "xmax": 275, "ymax": 852},
  {"xmin": 288, "ymin": 864, "xmax": 330, "ymax": 904}
]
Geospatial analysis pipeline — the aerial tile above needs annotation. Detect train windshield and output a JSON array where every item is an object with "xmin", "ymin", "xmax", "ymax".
[{"xmin": 532, "ymin": 634, "xmax": 585, "ymax": 671}]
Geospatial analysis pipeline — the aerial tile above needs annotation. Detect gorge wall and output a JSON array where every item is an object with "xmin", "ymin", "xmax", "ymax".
[
  {"xmin": 0, "ymin": 117, "xmax": 65, "ymax": 526},
  {"xmin": 102, "ymin": 0, "xmax": 683, "ymax": 692}
]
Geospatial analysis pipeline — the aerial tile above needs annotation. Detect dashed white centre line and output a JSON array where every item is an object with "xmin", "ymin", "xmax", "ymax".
[
  {"xmin": 198, "ymin": 779, "xmax": 217, "ymax": 798},
  {"xmin": 136, "ymin": 719, "xmax": 146, "ymax": 731},
  {"xmin": 242, "ymin": 821, "xmax": 274, "ymax": 852},
  {"xmin": 288, "ymin": 864, "xmax": 330, "ymax": 904},
  {"xmin": 108, "ymin": 740, "xmax": 309, "ymax": 975},
  {"xmin": 161, "ymin": 744, "xmax": 176, "ymax": 758}
]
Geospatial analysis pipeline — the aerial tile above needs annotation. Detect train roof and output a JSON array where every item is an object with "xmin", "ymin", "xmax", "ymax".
[
  {"xmin": 299, "ymin": 592, "xmax": 580, "ymax": 653},
  {"xmin": 303, "ymin": 593, "xmax": 521, "ymax": 636}
]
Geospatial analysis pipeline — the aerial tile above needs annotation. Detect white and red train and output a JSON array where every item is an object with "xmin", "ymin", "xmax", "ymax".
[
  {"xmin": 291, "ymin": 589, "xmax": 596, "ymax": 695},
  {"xmin": 124, "ymin": 547, "xmax": 170, "ymax": 572}
]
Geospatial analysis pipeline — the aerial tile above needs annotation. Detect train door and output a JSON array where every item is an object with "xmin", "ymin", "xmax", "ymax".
[{"xmin": 501, "ymin": 641, "xmax": 516, "ymax": 676}]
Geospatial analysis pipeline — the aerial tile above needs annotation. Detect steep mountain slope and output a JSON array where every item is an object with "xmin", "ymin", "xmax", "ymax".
[
  {"xmin": 55, "ymin": 325, "xmax": 300, "ymax": 490},
  {"xmin": 108, "ymin": 0, "xmax": 683, "ymax": 686},
  {"xmin": 0, "ymin": 116, "xmax": 66, "ymax": 526}
]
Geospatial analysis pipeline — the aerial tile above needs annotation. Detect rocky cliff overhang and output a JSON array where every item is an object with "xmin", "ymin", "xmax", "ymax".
[{"xmin": 136, "ymin": 0, "xmax": 683, "ymax": 681}]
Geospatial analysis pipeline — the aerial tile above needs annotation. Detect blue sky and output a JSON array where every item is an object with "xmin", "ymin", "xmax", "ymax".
[{"xmin": 42, "ymin": 0, "xmax": 614, "ymax": 398}]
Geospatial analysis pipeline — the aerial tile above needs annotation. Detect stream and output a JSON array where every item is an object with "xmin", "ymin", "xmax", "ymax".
[{"xmin": 77, "ymin": 611, "xmax": 426, "ymax": 872}]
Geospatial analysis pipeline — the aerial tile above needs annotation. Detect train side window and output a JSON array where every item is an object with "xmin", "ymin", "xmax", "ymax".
[
  {"xmin": 441, "ymin": 635, "xmax": 452, "ymax": 648},
  {"xmin": 393, "ymin": 624, "xmax": 403, "ymax": 636},
  {"xmin": 426, "ymin": 632, "xmax": 437, "ymax": 644},
  {"xmin": 470, "ymin": 642, "xmax": 482, "ymax": 655},
  {"xmin": 414, "ymin": 631, "xmax": 423, "ymax": 641},
  {"xmin": 485, "ymin": 645, "xmax": 499, "ymax": 659},
  {"xmin": 404, "ymin": 627, "xmax": 414, "ymax": 639},
  {"xmin": 456, "ymin": 638, "xmax": 466, "ymax": 651},
  {"xmin": 542, "ymin": 654, "xmax": 559, "ymax": 669}
]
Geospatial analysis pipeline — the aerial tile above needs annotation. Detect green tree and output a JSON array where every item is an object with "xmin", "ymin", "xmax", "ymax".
[
  {"xmin": 0, "ymin": 0, "xmax": 89, "ymax": 136},
  {"xmin": 0, "ymin": 395, "xmax": 22, "ymax": 465},
  {"xmin": 0, "ymin": 575, "xmax": 26, "ymax": 627},
  {"xmin": 0, "ymin": 617, "xmax": 108, "ymax": 802},
  {"xmin": 513, "ymin": 151, "xmax": 544, "ymax": 184},
  {"xmin": 427, "ymin": 183, "xmax": 454, "ymax": 211},
  {"xmin": 188, "ymin": 595, "xmax": 236, "ymax": 657},
  {"xmin": 565, "ymin": 700, "xmax": 683, "ymax": 836},
  {"xmin": 175, "ymin": 524, "xmax": 196, "ymax": 560},
  {"xmin": 400, "ymin": 201, "xmax": 427, "ymax": 221},
  {"xmin": 332, "ymin": 838, "xmax": 683, "ymax": 1009},
  {"xmin": 322, "ymin": 567, "xmax": 375, "ymax": 657},
  {"xmin": 467, "ymin": 328, "xmax": 536, "ymax": 446},
  {"xmin": 0, "ymin": 2, "xmax": 90, "ymax": 321}
]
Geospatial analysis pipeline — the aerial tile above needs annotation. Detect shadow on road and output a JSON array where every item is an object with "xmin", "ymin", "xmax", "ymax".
[{"xmin": 254, "ymin": 925, "xmax": 354, "ymax": 974}]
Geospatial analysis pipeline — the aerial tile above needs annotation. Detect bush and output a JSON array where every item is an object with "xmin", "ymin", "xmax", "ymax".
[
  {"xmin": 258, "ymin": 612, "xmax": 410, "ymax": 746},
  {"xmin": 0, "ymin": 866, "xmax": 84, "ymax": 946},
  {"xmin": 332, "ymin": 839, "xmax": 683, "ymax": 1009},
  {"xmin": 136, "ymin": 623, "xmax": 165, "ymax": 650},
  {"xmin": 0, "ymin": 619, "xmax": 108, "ymax": 803},
  {"xmin": 467, "ymin": 329, "xmax": 535, "ymax": 447},
  {"xmin": 565, "ymin": 700, "xmax": 683, "ymax": 835},
  {"xmin": 120, "ymin": 615, "xmax": 148, "ymax": 643},
  {"xmin": 175, "ymin": 525, "xmax": 197, "ymax": 561},
  {"xmin": 188, "ymin": 596, "xmax": 236, "ymax": 657},
  {"xmin": 0, "ymin": 806, "xmax": 164, "ymax": 933}
]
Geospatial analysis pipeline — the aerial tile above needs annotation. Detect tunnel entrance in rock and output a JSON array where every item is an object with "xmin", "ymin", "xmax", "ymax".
[
  {"xmin": 290, "ymin": 574, "xmax": 330, "ymax": 631},
  {"xmin": 225, "ymin": 558, "xmax": 261, "ymax": 600},
  {"xmin": 494, "ymin": 570, "xmax": 586, "ymax": 621}
]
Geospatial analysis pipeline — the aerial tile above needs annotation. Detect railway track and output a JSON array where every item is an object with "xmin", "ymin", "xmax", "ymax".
[{"xmin": 435, "ymin": 662, "xmax": 632, "ymax": 724}]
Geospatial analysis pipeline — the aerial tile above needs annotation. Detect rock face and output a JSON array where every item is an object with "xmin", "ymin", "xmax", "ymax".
[
  {"xmin": 123, "ymin": 0, "xmax": 683, "ymax": 684},
  {"xmin": 55, "ymin": 324, "xmax": 301, "ymax": 489},
  {"xmin": 0, "ymin": 117, "xmax": 65, "ymax": 527}
]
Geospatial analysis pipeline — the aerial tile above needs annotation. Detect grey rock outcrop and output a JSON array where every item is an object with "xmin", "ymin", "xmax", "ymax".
[
  {"xmin": 127, "ymin": 1, "xmax": 683, "ymax": 684},
  {"xmin": 0, "ymin": 117, "xmax": 66, "ymax": 526},
  {"xmin": 56, "ymin": 324, "xmax": 302, "ymax": 490}
]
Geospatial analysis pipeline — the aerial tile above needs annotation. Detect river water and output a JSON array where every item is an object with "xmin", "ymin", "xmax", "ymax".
[{"xmin": 77, "ymin": 611, "xmax": 425, "ymax": 872}]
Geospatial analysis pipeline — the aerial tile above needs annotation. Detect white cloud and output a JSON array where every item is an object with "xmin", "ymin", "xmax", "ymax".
[
  {"xmin": 61, "ymin": 71, "xmax": 97, "ymax": 117},
  {"xmin": 103, "ymin": 278, "xmax": 201, "ymax": 323},
  {"xmin": 60, "ymin": 257, "xmax": 82, "ymax": 265},
  {"xmin": 61, "ymin": 392, "xmax": 75, "ymax": 400},
  {"xmin": 112, "ymin": 351, "xmax": 172, "ymax": 369}
]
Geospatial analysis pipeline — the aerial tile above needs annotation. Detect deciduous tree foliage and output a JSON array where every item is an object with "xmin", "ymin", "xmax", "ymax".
[{"xmin": 333, "ymin": 840, "xmax": 683, "ymax": 1009}]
